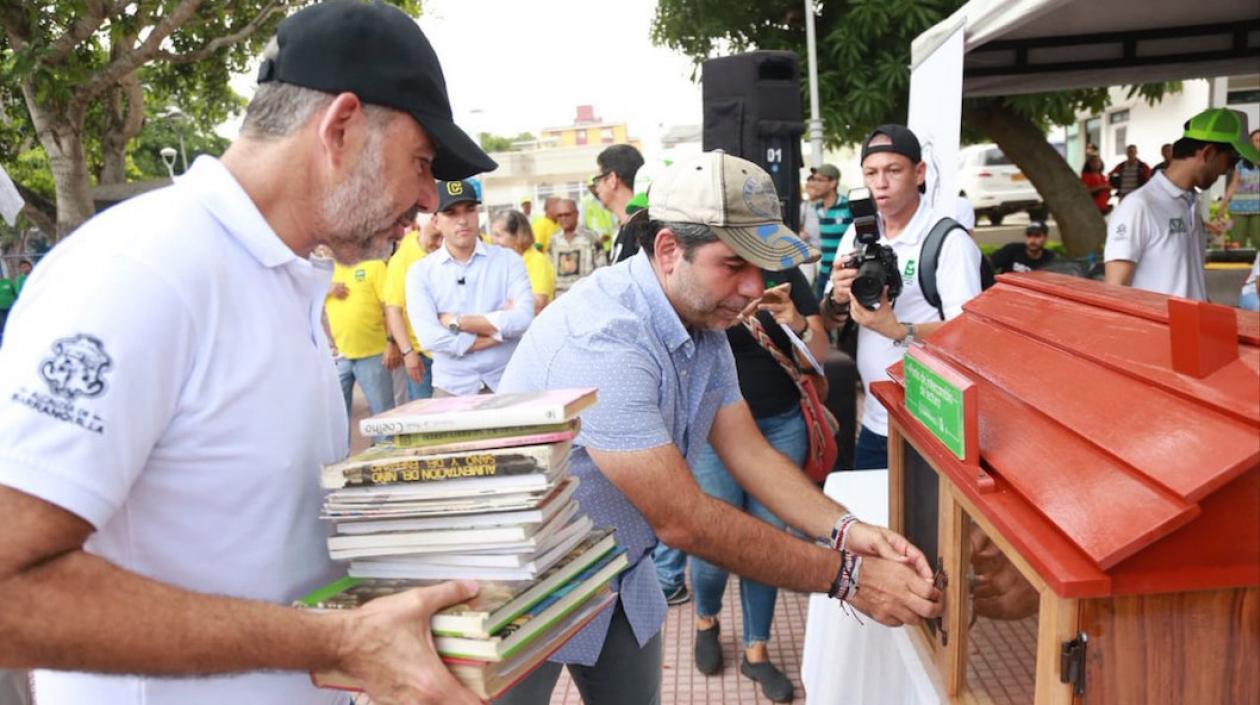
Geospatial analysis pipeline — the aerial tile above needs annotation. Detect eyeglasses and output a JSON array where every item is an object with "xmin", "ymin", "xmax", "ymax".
[{"xmin": 591, "ymin": 171, "xmax": 611, "ymax": 186}]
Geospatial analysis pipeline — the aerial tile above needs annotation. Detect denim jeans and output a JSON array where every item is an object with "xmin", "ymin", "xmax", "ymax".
[
  {"xmin": 1240, "ymin": 289, "xmax": 1259, "ymax": 313},
  {"xmin": 404, "ymin": 354, "xmax": 435, "ymax": 401},
  {"xmin": 690, "ymin": 407, "xmax": 808, "ymax": 645},
  {"xmin": 854, "ymin": 425, "xmax": 888, "ymax": 470},
  {"xmin": 652, "ymin": 541, "xmax": 687, "ymax": 592},
  {"xmin": 337, "ymin": 354, "xmax": 394, "ymax": 420}
]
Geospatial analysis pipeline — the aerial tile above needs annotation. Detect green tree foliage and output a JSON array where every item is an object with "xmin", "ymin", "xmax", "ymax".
[
  {"xmin": 479, "ymin": 131, "xmax": 538, "ymax": 153},
  {"xmin": 0, "ymin": 0, "xmax": 421, "ymax": 238}
]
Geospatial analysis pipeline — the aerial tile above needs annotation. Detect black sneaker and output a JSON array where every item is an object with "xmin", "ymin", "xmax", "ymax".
[
  {"xmin": 740, "ymin": 656, "xmax": 794, "ymax": 702},
  {"xmin": 694, "ymin": 622, "xmax": 723, "ymax": 675},
  {"xmin": 663, "ymin": 583, "xmax": 691, "ymax": 606}
]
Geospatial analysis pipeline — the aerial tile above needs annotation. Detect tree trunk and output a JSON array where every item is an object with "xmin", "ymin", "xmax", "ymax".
[
  {"xmin": 98, "ymin": 51, "xmax": 147, "ymax": 185},
  {"xmin": 965, "ymin": 99, "xmax": 1105, "ymax": 257},
  {"xmin": 20, "ymin": 79, "xmax": 95, "ymax": 239},
  {"xmin": 46, "ymin": 128, "xmax": 95, "ymax": 240}
]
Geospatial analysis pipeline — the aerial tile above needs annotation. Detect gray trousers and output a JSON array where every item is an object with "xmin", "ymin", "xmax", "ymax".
[
  {"xmin": 0, "ymin": 671, "xmax": 31, "ymax": 705},
  {"xmin": 493, "ymin": 602, "xmax": 661, "ymax": 705}
]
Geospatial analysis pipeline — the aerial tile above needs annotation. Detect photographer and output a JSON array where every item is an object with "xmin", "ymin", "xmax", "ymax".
[{"xmin": 823, "ymin": 125, "xmax": 982, "ymax": 470}]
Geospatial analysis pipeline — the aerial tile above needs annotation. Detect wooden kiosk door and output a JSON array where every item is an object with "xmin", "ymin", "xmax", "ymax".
[{"xmin": 890, "ymin": 424, "xmax": 1082, "ymax": 705}]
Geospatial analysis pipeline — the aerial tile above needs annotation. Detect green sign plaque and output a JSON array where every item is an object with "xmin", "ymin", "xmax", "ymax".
[{"xmin": 904, "ymin": 354, "xmax": 966, "ymax": 460}]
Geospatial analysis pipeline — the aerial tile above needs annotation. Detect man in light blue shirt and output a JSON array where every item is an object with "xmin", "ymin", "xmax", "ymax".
[
  {"xmin": 495, "ymin": 152, "xmax": 941, "ymax": 705},
  {"xmin": 406, "ymin": 180, "xmax": 534, "ymax": 395}
]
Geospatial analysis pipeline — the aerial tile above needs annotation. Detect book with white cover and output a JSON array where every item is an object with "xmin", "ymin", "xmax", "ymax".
[
  {"xmin": 326, "ymin": 505, "xmax": 585, "ymax": 561},
  {"xmin": 334, "ymin": 478, "xmax": 577, "ymax": 535},
  {"xmin": 360, "ymin": 388, "xmax": 596, "ymax": 436},
  {"xmin": 331, "ymin": 514, "xmax": 593, "ymax": 562},
  {"xmin": 348, "ymin": 516, "xmax": 591, "ymax": 581}
]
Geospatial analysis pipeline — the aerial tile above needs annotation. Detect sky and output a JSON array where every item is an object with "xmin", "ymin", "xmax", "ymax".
[
  {"xmin": 226, "ymin": 0, "xmax": 706, "ymax": 153},
  {"xmin": 419, "ymin": 0, "xmax": 704, "ymax": 150}
]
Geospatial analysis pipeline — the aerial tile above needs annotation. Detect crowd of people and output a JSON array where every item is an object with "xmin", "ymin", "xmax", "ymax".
[{"xmin": 0, "ymin": 2, "xmax": 1256, "ymax": 705}]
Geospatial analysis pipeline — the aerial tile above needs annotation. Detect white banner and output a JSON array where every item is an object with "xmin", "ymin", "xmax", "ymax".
[
  {"xmin": 908, "ymin": 23, "xmax": 965, "ymax": 217},
  {"xmin": 0, "ymin": 164, "xmax": 24, "ymax": 227}
]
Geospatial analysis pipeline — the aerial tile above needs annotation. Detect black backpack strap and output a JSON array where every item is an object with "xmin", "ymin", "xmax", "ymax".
[{"xmin": 917, "ymin": 217, "xmax": 965, "ymax": 320}]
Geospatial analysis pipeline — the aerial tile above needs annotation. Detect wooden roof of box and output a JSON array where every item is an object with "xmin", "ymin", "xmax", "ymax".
[{"xmin": 872, "ymin": 272, "xmax": 1260, "ymax": 599}]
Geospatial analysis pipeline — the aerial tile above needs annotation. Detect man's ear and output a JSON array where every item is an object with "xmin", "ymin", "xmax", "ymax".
[
  {"xmin": 315, "ymin": 92, "xmax": 366, "ymax": 172},
  {"xmin": 915, "ymin": 160, "xmax": 927, "ymax": 188},
  {"xmin": 654, "ymin": 227, "xmax": 681, "ymax": 274}
]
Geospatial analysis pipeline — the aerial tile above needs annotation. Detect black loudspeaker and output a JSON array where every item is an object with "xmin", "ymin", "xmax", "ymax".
[{"xmin": 702, "ymin": 51, "xmax": 804, "ymax": 233}]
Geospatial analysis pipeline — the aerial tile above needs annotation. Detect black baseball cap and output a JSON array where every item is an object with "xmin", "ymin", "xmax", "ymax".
[
  {"xmin": 1026, "ymin": 221, "xmax": 1049, "ymax": 235},
  {"xmin": 436, "ymin": 180, "xmax": 480, "ymax": 212},
  {"xmin": 860, "ymin": 124, "xmax": 922, "ymax": 164},
  {"xmin": 258, "ymin": 0, "xmax": 496, "ymax": 181}
]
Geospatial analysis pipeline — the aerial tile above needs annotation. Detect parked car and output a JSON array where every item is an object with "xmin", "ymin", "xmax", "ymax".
[{"xmin": 958, "ymin": 143, "xmax": 1062, "ymax": 225}]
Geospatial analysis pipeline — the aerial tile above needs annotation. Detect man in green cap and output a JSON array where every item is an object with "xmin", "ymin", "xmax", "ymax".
[{"xmin": 1104, "ymin": 108, "xmax": 1258, "ymax": 300}]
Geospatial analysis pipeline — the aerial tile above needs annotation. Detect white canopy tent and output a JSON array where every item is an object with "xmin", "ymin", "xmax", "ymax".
[{"xmin": 912, "ymin": 0, "xmax": 1260, "ymax": 97}]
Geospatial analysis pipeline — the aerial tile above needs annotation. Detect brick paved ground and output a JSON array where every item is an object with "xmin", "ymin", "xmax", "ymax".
[{"xmin": 549, "ymin": 582, "xmax": 809, "ymax": 705}]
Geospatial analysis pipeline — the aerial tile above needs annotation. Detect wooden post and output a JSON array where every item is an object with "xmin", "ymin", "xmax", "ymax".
[
  {"xmin": 1035, "ymin": 594, "xmax": 1080, "ymax": 705},
  {"xmin": 940, "ymin": 486, "xmax": 971, "ymax": 695},
  {"xmin": 888, "ymin": 424, "xmax": 906, "ymax": 535}
]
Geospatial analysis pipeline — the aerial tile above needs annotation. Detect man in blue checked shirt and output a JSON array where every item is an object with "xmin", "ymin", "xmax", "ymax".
[
  {"xmin": 496, "ymin": 152, "xmax": 941, "ymax": 705},
  {"xmin": 406, "ymin": 179, "xmax": 534, "ymax": 396}
]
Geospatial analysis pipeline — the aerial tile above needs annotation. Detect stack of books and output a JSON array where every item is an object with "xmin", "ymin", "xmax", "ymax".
[{"xmin": 302, "ymin": 388, "xmax": 628, "ymax": 699}]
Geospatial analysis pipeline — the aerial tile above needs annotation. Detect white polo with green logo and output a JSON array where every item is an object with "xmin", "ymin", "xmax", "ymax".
[
  {"xmin": 831, "ymin": 197, "xmax": 983, "ymax": 436},
  {"xmin": 1104, "ymin": 171, "xmax": 1208, "ymax": 301}
]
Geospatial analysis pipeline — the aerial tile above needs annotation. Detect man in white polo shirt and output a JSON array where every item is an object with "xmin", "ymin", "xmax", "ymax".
[
  {"xmin": 1105, "ymin": 108, "xmax": 1257, "ymax": 300},
  {"xmin": 0, "ymin": 3, "xmax": 495, "ymax": 705},
  {"xmin": 823, "ymin": 124, "xmax": 983, "ymax": 470}
]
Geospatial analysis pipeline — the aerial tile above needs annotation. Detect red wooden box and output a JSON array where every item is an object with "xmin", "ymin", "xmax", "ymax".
[{"xmin": 872, "ymin": 272, "xmax": 1259, "ymax": 705}]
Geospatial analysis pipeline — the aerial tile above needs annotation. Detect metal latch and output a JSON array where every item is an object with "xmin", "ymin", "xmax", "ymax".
[{"xmin": 1059, "ymin": 632, "xmax": 1087, "ymax": 695}]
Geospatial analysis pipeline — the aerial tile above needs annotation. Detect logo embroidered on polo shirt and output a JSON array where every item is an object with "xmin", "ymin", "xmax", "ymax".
[
  {"xmin": 1169, "ymin": 218, "xmax": 1187, "ymax": 234},
  {"xmin": 10, "ymin": 334, "xmax": 109, "ymax": 434}
]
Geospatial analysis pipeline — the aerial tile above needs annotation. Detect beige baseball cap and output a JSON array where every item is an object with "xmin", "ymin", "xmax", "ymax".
[{"xmin": 647, "ymin": 151, "xmax": 820, "ymax": 271}]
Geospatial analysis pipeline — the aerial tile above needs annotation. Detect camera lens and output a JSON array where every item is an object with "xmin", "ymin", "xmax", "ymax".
[{"xmin": 852, "ymin": 261, "xmax": 885, "ymax": 309}]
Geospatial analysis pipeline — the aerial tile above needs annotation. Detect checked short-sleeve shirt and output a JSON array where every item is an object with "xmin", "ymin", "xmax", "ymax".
[{"xmin": 498, "ymin": 251, "xmax": 742, "ymax": 665}]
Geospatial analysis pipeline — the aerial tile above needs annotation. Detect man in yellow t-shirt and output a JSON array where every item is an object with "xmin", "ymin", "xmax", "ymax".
[
  {"xmin": 324, "ymin": 259, "xmax": 394, "ymax": 419},
  {"xmin": 384, "ymin": 218, "xmax": 442, "ymax": 400}
]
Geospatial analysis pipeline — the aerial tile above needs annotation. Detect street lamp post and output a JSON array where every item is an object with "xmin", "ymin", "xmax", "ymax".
[
  {"xmin": 159, "ymin": 107, "xmax": 190, "ymax": 173},
  {"xmin": 159, "ymin": 147, "xmax": 178, "ymax": 179},
  {"xmin": 804, "ymin": 0, "xmax": 824, "ymax": 168}
]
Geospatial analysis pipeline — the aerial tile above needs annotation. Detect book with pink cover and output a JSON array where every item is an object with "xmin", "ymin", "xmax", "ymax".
[{"xmin": 360, "ymin": 389, "xmax": 597, "ymax": 437}]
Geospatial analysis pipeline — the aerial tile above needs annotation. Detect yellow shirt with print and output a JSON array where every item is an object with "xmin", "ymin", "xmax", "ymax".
[
  {"xmin": 522, "ymin": 247, "xmax": 556, "ymax": 300},
  {"xmin": 384, "ymin": 232, "xmax": 431, "ymax": 356},
  {"xmin": 325, "ymin": 260, "xmax": 389, "ymax": 359}
]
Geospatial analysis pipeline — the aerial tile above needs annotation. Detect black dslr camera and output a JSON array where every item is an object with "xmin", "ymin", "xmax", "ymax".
[{"xmin": 843, "ymin": 187, "xmax": 901, "ymax": 309}]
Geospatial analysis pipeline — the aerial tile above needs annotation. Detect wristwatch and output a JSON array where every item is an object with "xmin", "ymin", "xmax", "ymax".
[
  {"xmin": 895, "ymin": 322, "xmax": 917, "ymax": 347},
  {"xmin": 447, "ymin": 315, "xmax": 461, "ymax": 335}
]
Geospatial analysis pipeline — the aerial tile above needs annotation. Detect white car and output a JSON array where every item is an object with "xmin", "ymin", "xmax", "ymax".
[{"xmin": 958, "ymin": 143, "xmax": 1060, "ymax": 225}]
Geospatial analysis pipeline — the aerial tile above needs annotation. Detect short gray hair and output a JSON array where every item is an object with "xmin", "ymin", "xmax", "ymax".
[
  {"xmin": 241, "ymin": 77, "xmax": 396, "ymax": 139},
  {"xmin": 638, "ymin": 218, "xmax": 719, "ymax": 260}
]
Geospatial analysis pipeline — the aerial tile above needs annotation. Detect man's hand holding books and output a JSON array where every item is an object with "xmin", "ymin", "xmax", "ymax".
[{"xmin": 334, "ymin": 579, "xmax": 485, "ymax": 705}]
